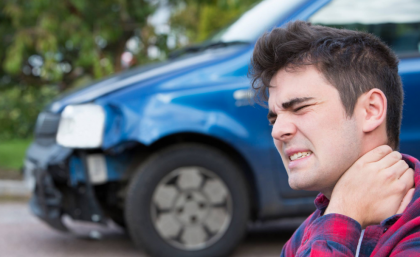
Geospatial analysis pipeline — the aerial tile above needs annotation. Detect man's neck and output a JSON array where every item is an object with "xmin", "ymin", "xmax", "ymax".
[{"xmin": 321, "ymin": 187, "xmax": 333, "ymax": 200}]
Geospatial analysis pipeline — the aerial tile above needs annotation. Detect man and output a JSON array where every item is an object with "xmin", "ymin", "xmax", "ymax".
[{"xmin": 250, "ymin": 21, "xmax": 420, "ymax": 256}]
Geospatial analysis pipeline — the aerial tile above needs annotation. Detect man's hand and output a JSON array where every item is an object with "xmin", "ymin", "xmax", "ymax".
[{"xmin": 324, "ymin": 145, "xmax": 414, "ymax": 228}]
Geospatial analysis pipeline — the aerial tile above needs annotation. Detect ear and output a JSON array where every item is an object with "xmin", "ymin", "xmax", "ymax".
[{"xmin": 360, "ymin": 89, "xmax": 387, "ymax": 133}]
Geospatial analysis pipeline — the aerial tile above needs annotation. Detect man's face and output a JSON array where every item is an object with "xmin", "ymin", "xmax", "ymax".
[{"xmin": 268, "ymin": 65, "xmax": 362, "ymax": 195}]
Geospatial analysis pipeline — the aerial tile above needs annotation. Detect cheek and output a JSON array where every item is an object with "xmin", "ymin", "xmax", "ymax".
[
  {"xmin": 294, "ymin": 113, "xmax": 331, "ymax": 148},
  {"xmin": 298, "ymin": 107, "xmax": 348, "ymax": 144},
  {"xmin": 274, "ymin": 140, "xmax": 287, "ymax": 160},
  {"xmin": 319, "ymin": 119, "xmax": 360, "ymax": 178},
  {"xmin": 298, "ymin": 109, "xmax": 358, "ymax": 161}
]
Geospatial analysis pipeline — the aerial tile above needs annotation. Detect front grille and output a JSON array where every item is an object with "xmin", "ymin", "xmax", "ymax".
[{"xmin": 35, "ymin": 112, "xmax": 60, "ymax": 145}]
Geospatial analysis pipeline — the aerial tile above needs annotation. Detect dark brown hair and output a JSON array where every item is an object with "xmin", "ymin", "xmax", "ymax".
[{"xmin": 250, "ymin": 21, "xmax": 403, "ymax": 149}]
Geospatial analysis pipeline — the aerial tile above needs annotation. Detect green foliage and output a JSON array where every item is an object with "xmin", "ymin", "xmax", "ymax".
[
  {"xmin": 0, "ymin": 138, "xmax": 32, "ymax": 170},
  {"xmin": 0, "ymin": 86, "xmax": 59, "ymax": 140},
  {"xmin": 197, "ymin": 5, "xmax": 243, "ymax": 42},
  {"xmin": 1, "ymin": 0, "xmax": 163, "ymax": 89},
  {"xmin": 169, "ymin": 0, "xmax": 261, "ymax": 44}
]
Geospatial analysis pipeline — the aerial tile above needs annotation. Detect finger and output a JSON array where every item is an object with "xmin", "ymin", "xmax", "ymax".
[
  {"xmin": 397, "ymin": 188, "xmax": 415, "ymax": 214},
  {"xmin": 375, "ymin": 151, "xmax": 402, "ymax": 171},
  {"xmin": 398, "ymin": 168, "xmax": 415, "ymax": 191},
  {"xmin": 358, "ymin": 145, "xmax": 393, "ymax": 164},
  {"xmin": 386, "ymin": 160, "xmax": 410, "ymax": 180}
]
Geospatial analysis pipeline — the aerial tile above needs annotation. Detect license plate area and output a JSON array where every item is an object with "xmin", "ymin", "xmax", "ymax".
[{"xmin": 86, "ymin": 154, "xmax": 108, "ymax": 184}]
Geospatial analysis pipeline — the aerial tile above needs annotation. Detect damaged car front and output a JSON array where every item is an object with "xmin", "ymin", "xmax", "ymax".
[
  {"xmin": 27, "ymin": 101, "xmax": 126, "ymax": 231},
  {"xmin": 24, "ymin": 52, "xmax": 230, "ymax": 232},
  {"xmin": 24, "ymin": 42, "xmax": 270, "ymax": 257}
]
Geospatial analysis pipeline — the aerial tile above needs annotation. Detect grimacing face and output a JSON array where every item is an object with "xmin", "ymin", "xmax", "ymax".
[{"xmin": 268, "ymin": 65, "xmax": 363, "ymax": 197}]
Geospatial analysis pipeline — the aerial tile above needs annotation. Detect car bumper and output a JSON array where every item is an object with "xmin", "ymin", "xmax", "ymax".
[
  {"xmin": 25, "ymin": 142, "xmax": 106, "ymax": 231},
  {"xmin": 25, "ymin": 142, "xmax": 72, "ymax": 231}
]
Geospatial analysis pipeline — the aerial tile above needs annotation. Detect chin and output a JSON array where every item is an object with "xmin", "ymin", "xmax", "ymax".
[
  {"xmin": 288, "ymin": 176, "xmax": 320, "ymax": 191},
  {"xmin": 289, "ymin": 179, "xmax": 309, "ymax": 191},
  {"xmin": 289, "ymin": 184, "xmax": 303, "ymax": 190}
]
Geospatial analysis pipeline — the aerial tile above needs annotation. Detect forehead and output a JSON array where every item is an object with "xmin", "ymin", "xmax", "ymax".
[{"xmin": 268, "ymin": 66, "xmax": 336, "ymax": 108}]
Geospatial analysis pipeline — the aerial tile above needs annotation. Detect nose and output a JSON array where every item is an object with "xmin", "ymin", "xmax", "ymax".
[{"xmin": 271, "ymin": 115, "xmax": 297, "ymax": 142}]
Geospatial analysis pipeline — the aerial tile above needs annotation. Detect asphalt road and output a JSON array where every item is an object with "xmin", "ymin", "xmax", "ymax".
[{"xmin": 0, "ymin": 201, "xmax": 302, "ymax": 257}]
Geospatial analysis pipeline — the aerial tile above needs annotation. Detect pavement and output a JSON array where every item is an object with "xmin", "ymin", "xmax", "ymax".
[
  {"xmin": 0, "ymin": 202, "xmax": 294, "ymax": 257},
  {"xmin": 0, "ymin": 180, "xmax": 301, "ymax": 256},
  {"xmin": 0, "ymin": 179, "xmax": 31, "ymax": 198}
]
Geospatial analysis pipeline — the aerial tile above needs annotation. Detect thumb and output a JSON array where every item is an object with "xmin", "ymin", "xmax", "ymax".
[{"xmin": 397, "ymin": 188, "xmax": 415, "ymax": 214}]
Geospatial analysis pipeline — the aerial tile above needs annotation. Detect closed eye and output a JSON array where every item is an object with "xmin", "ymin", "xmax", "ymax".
[{"xmin": 294, "ymin": 105, "xmax": 311, "ymax": 112}]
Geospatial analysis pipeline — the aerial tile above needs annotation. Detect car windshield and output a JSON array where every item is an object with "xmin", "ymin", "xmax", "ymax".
[{"xmin": 209, "ymin": 0, "xmax": 308, "ymax": 43}]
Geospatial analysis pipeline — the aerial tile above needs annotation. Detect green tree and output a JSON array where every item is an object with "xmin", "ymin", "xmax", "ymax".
[
  {"xmin": 0, "ymin": 0, "xmax": 166, "ymax": 139},
  {"xmin": 1, "ymin": 0, "xmax": 165, "ymax": 89},
  {"xmin": 169, "ymin": 0, "xmax": 261, "ymax": 44}
]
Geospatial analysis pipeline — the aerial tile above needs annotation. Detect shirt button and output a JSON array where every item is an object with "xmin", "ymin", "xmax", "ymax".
[{"xmin": 383, "ymin": 228, "xmax": 388, "ymax": 233}]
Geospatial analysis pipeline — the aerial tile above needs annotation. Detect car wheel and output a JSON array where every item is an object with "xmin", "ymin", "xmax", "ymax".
[{"xmin": 125, "ymin": 144, "xmax": 250, "ymax": 257}]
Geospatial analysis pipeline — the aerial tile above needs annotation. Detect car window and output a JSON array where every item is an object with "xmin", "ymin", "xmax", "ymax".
[{"xmin": 308, "ymin": 0, "xmax": 420, "ymax": 57}]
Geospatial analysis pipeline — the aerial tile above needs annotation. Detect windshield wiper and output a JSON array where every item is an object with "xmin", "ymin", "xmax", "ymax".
[{"xmin": 168, "ymin": 40, "xmax": 250, "ymax": 59}]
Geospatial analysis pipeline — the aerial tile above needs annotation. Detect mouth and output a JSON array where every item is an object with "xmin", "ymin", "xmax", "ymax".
[{"xmin": 289, "ymin": 151, "xmax": 313, "ymax": 161}]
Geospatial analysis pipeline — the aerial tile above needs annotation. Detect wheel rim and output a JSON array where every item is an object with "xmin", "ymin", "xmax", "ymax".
[{"xmin": 151, "ymin": 166, "xmax": 232, "ymax": 250}]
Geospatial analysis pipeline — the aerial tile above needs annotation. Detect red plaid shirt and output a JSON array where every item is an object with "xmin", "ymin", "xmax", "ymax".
[{"xmin": 281, "ymin": 154, "xmax": 420, "ymax": 257}]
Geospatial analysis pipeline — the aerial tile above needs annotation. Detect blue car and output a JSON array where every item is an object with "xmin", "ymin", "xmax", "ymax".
[{"xmin": 25, "ymin": 0, "xmax": 420, "ymax": 256}]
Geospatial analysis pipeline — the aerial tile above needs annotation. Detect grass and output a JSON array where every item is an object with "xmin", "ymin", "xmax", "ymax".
[{"xmin": 0, "ymin": 138, "xmax": 32, "ymax": 171}]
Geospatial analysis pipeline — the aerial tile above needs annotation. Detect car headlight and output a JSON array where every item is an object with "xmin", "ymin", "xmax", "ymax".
[{"xmin": 56, "ymin": 104, "xmax": 105, "ymax": 148}]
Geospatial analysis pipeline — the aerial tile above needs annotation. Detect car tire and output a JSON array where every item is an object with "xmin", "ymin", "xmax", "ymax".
[{"xmin": 125, "ymin": 144, "xmax": 250, "ymax": 257}]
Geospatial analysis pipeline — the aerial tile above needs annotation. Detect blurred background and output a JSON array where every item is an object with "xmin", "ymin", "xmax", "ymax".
[
  {"xmin": 0, "ymin": 0, "xmax": 259, "ymax": 178},
  {"xmin": 1, "ymin": 0, "xmax": 419, "ymax": 256}
]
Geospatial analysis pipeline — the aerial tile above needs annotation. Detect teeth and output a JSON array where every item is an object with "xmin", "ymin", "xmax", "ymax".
[{"xmin": 290, "ymin": 151, "xmax": 312, "ymax": 161}]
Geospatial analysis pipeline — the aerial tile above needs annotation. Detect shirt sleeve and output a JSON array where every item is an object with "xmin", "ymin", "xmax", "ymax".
[{"xmin": 281, "ymin": 213, "xmax": 362, "ymax": 257}]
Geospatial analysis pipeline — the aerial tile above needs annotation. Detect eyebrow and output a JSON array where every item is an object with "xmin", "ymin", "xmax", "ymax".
[
  {"xmin": 267, "ymin": 97, "xmax": 314, "ymax": 120},
  {"xmin": 282, "ymin": 97, "xmax": 314, "ymax": 109}
]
